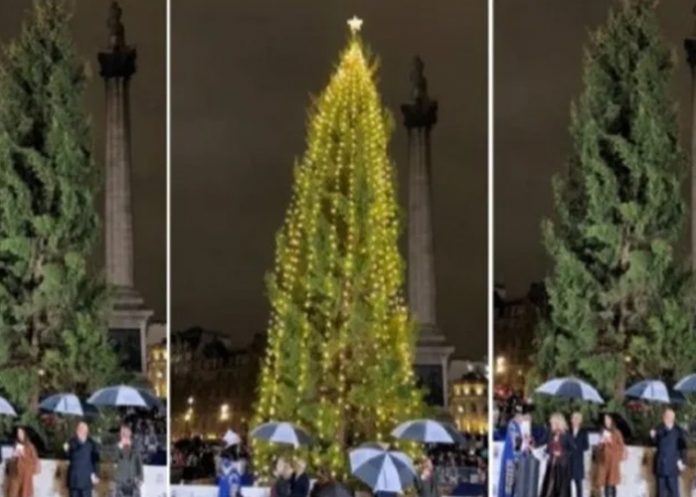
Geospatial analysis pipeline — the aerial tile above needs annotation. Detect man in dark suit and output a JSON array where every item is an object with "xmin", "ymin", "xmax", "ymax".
[
  {"xmin": 651, "ymin": 408, "xmax": 687, "ymax": 497},
  {"xmin": 66, "ymin": 421, "xmax": 100, "ymax": 497},
  {"xmin": 569, "ymin": 412, "xmax": 589, "ymax": 497}
]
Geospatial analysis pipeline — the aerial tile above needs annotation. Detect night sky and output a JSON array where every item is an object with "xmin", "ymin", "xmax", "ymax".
[
  {"xmin": 0, "ymin": 1, "xmax": 167, "ymax": 321},
  {"xmin": 172, "ymin": 0, "xmax": 488, "ymax": 360},
  {"xmin": 495, "ymin": 0, "xmax": 694, "ymax": 299}
]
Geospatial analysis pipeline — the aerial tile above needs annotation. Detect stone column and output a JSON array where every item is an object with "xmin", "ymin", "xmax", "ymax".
[
  {"xmin": 98, "ymin": 2, "xmax": 152, "ymax": 374},
  {"xmin": 401, "ymin": 57, "xmax": 454, "ymax": 407},
  {"xmin": 685, "ymin": 10, "xmax": 696, "ymax": 271}
]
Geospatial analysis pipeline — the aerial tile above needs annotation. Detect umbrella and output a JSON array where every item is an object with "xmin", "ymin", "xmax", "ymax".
[
  {"xmin": 625, "ymin": 380, "xmax": 670, "ymax": 404},
  {"xmin": 534, "ymin": 377, "xmax": 604, "ymax": 404},
  {"xmin": 675, "ymin": 374, "xmax": 696, "ymax": 393},
  {"xmin": 87, "ymin": 385, "xmax": 161, "ymax": 409},
  {"xmin": 349, "ymin": 446, "xmax": 416, "ymax": 492},
  {"xmin": 250, "ymin": 422, "xmax": 312, "ymax": 447},
  {"xmin": 0, "ymin": 396, "xmax": 17, "ymax": 417},
  {"xmin": 223, "ymin": 429, "xmax": 241, "ymax": 447},
  {"xmin": 39, "ymin": 393, "xmax": 85, "ymax": 417},
  {"xmin": 391, "ymin": 419, "xmax": 464, "ymax": 444}
]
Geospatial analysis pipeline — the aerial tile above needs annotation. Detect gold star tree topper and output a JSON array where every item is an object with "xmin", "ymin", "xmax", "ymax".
[{"xmin": 347, "ymin": 16, "xmax": 363, "ymax": 34}]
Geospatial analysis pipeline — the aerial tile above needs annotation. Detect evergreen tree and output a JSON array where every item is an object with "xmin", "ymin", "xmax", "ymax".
[
  {"xmin": 0, "ymin": 0, "xmax": 120, "ymax": 417},
  {"xmin": 252, "ymin": 23, "xmax": 423, "ymax": 476},
  {"xmin": 534, "ymin": 0, "xmax": 696, "ymax": 406}
]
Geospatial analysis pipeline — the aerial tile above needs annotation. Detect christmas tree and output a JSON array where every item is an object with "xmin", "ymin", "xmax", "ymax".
[
  {"xmin": 0, "ymin": 0, "xmax": 120, "ymax": 417},
  {"xmin": 534, "ymin": 0, "xmax": 696, "ymax": 405},
  {"xmin": 252, "ymin": 19, "xmax": 423, "ymax": 475}
]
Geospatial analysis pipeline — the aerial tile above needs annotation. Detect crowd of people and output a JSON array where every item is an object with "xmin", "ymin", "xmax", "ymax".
[{"xmin": 497, "ymin": 405, "xmax": 687, "ymax": 497}]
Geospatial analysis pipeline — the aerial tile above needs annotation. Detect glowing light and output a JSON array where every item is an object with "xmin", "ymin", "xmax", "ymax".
[{"xmin": 347, "ymin": 15, "xmax": 363, "ymax": 33}]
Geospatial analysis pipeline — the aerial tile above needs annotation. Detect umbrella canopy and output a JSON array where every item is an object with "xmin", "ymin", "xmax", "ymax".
[
  {"xmin": 349, "ymin": 447, "xmax": 416, "ymax": 493},
  {"xmin": 87, "ymin": 385, "xmax": 160, "ymax": 409},
  {"xmin": 534, "ymin": 377, "xmax": 604, "ymax": 404},
  {"xmin": 675, "ymin": 374, "xmax": 696, "ymax": 394},
  {"xmin": 625, "ymin": 380, "xmax": 670, "ymax": 404},
  {"xmin": 0, "ymin": 396, "xmax": 17, "ymax": 417},
  {"xmin": 250, "ymin": 422, "xmax": 312, "ymax": 447},
  {"xmin": 223, "ymin": 429, "xmax": 241, "ymax": 447},
  {"xmin": 391, "ymin": 419, "xmax": 463, "ymax": 445},
  {"xmin": 40, "ymin": 393, "xmax": 85, "ymax": 417}
]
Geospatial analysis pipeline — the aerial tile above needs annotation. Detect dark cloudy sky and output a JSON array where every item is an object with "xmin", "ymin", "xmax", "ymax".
[
  {"xmin": 0, "ymin": 1, "xmax": 166, "ymax": 321},
  {"xmin": 172, "ymin": 0, "xmax": 488, "ymax": 359},
  {"xmin": 495, "ymin": 0, "xmax": 694, "ymax": 298}
]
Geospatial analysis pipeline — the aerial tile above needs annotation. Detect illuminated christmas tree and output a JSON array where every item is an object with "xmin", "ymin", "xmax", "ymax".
[{"xmin": 252, "ymin": 18, "xmax": 423, "ymax": 476}]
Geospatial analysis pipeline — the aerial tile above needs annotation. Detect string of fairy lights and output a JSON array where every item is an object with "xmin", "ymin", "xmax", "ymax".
[{"xmin": 252, "ymin": 18, "xmax": 423, "ymax": 477}]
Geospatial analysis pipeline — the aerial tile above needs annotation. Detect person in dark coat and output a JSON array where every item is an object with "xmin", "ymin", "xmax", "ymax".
[
  {"xmin": 540, "ymin": 413, "xmax": 575, "ymax": 497},
  {"xmin": 65, "ymin": 421, "xmax": 100, "ymax": 497},
  {"xmin": 414, "ymin": 457, "xmax": 439, "ymax": 497},
  {"xmin": 569, "ymin": 412, "xmax": 589, "ymax": 497},
  {"xmin": 290, "ymin": 458, "xmax": 310, "ymax": 497},
  {"xmin": 651, "ymin": 408, "xmax": 687, "ymax": 497},
  {"xmin": 271, "ymin": 458, "xmax": 292, "ymax": 497}
]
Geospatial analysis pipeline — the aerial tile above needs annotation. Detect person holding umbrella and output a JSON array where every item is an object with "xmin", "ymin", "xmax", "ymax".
[
  {"xmin": 569, "ymin": 412, "xmax": 589, "ymax": 497},
  {"xmin": 539, "ymin": 413, "xmax": 574, "ymax": 497},
  {"xmin": 595, "ymin": 414, "xmax": 625, "ymax": 497},
  {"xmin": 290, "ymin": 457, "xmax": 310, "ymax": 497},
  {"xmin": 65, "ymin": 421, "xmax": 100, "ymax": 497},
  {"xmin": 271, "ymin": 457, "xmax": 292, "ymax": 497},
  {"xmin": 650, "ymin": 408, "xmax": 687, "ymax": 497},
  {"xmin": 6, "ymin": 426, "xmax": 40, "ymax": 497}
]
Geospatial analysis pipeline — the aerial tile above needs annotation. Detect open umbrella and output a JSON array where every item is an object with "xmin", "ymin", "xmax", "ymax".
[
  {"xmin": 250, "ymin": 422, "xmax": 312, "ymax": 447},
  {"xmin": 223, "ymin": 429, "xmax": 241, "ymax": 447},
  {"xmin": 675, "ymin": 374, "xmax": 696, "ymax": 394},
  {"xmin": 0, "ymin": 396, "xmax": 17, "ymax": 417},
  {"xmin": 349, "ymin": 446, "xmax": 416, "ymax": 492},
  {"xmin": 88, "ymin": 385, "xmax": 161, "ymax": 409},
  {"xmin": 534, "ymin": 377, "xmax": 604, "ymax": 403},
  {"xmin": 40, "ymin": 393, "xmax": 85, "ymax": 417},
  {"xmin": 625, "ymin": 380, "xmax": 670, "ymax": 404},
  {"xmin": 391, "ymin": 419, "xmax": 463, "ymax": 444}
]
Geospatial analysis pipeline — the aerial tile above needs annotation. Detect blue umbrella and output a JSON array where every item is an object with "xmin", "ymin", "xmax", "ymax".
[
  {"xmin": 626, "ymin": 380, "xmax": 670, "ymax": 404},
  {"xmin": 250, "ymin": 422, "xmax": 312, "ymax": 447},
  {"xmin": 675, "ymin": 374, "xmax": 696, "ymax": 394},
  {"xmin": 0, "ymin": 396, "xmax": 17, "ymax": 417},
  {"xmin": 40, "ymin": 393, "xmax": 86, "ymax": 416},
  {"xmin": 535, "ymin": 377, "xmax": 604, "ymax": 403},
  {"xmin": 349, "ymin": 446, "xmax": 416, "ymax": 492},
  {"xmin": 391, "ymin": 419, "xmax": 464, "ymax": 444}
]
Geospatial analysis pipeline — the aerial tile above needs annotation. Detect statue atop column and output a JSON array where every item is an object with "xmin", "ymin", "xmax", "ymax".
[
  {"xmin": 410, "ymin": 56, "xmax": 430, "ymax": 103},
  {"xmin": 107, "ymin": 1, "xmax": 126, "ymax": 50},
  {"xmin": 402, "ymin": 55, "xmax": 438, "ymax": 129}
]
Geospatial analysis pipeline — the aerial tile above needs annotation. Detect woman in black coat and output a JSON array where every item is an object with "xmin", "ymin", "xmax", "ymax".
[{"xmin": 540, "ymin": 413, "xmax": 575, "ymax": 497}]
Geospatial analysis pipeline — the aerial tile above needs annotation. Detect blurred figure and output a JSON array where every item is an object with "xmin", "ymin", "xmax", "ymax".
[
  {"xmin": 539, "ymin": 413, "xmax": 574, "ymax": 497},
  {"xmin": 271, "ymin": 457, "xmax": 292, "ymax": 497},
  {"xmin": 66, "ymin": 421, "xmax": 100, "ymax": 497},
  {"xmin": 414, "ymin": 457, "xmax": 439, "ymax": 497},
  {"xmin": 290, "ymin": 457, "xmax": 310, "ymax": 497},
  {"xmin": 651, "ymin": 408, "xmax": 687, "ymax": 497},
  {"xmin": 217, "ymin": 451, "xmax": 241, "ymax": 497},
  {"xmin": 7, "ymin": 426, "xmax": 40, "ymax": 497},
  {"xmin": 569, "ymin": 412, "xmax": 589, "ymax": 497},
  {"xmin": 595, "ymin": 414, "xmax": 624, "ymax": 497},
  {"xmin": 114, "ymin": 425, "xmax": 143, "ymax": 497}
]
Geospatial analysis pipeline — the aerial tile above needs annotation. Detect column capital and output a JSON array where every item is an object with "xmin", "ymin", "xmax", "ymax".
[{"xmin": 98, "ymin": 2, "xmax": 136, "ymax": 79}]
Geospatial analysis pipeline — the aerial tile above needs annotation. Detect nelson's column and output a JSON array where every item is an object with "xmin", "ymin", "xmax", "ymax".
[
  {"xmin": 401, "ymin": 57, "xmax": 454, "ymax": 407},
  {"xmin": 99, "ymin": 2, "xmax": 153, "ymax": 374}
]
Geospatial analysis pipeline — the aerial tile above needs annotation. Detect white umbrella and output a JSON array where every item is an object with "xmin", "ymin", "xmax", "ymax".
[
  {"xmin": 625, "ymin": 380, "xmax": 670, "ymax": 404},
  {"xmin": 39, "ymin": 393, "xmax": 85, "ymax": 416},
  {"xmin": 674, "ymin": 374, "xmax": 696, "ymax": 394},
  {"xmin": 88, "ymin": 385, "xmax": 161, "ymax": 409},
  {"xmin": 223, "ymin": 429, "xmax": 241, "ymax": 447},
  {"xmin": 250, "ymin": 422, "xmax": 312, "ymax": 447},
  {"xmin": 349, "ymin": 446, "xmax": 416, "ymax": 492},
  {"xmin": 535, "ymin": 377, "xmax": 604, "ymax": 404},
  {"xmin": 0, "ymin": 396, "xmax": 17, "ymax": 417},
  {"xmin": 391, "ymin": 419, "xmax": 463, "ymax": 444}
]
